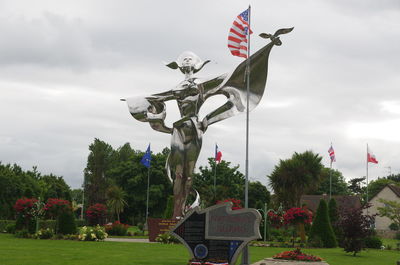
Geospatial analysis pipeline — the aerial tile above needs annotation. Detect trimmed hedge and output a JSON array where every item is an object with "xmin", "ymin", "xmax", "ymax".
[
  {"xmin": 309, "ymin": 199, "xmax": 337, "ymax": 248},
  {"xmin": 58, "ymin": 212, "xmax": 77, "ymax": 235},
  {"xmin": 364, "ymin": 236, "xmax": 382, "ymax": 249},
  {"xmin": 75, "ymin": 219, "xmax": 86, "ymax": 227},
  {"xmin": 0, "ymin": 220, "xmax": 16, "ymax": 233}
]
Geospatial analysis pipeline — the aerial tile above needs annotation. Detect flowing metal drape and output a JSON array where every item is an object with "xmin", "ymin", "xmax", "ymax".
[{"xmin": 123, "ymin": 29, "xmax": 292, "ymax": 218}]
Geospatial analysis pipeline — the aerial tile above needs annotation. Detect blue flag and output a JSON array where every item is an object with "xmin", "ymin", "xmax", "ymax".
[{"xmin": 141, "ymin": 144, "xmax": 151, "ymax": 168}]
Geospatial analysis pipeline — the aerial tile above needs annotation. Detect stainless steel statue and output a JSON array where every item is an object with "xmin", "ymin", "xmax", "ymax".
[{"xmin": 123, "ymin": 28, "xmax": 293, "ymax": 218}]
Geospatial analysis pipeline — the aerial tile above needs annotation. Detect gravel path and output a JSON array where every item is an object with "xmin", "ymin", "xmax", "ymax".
[{"xmin": 105, "ymin": 238, "xmax": 153, "ymax": 243}]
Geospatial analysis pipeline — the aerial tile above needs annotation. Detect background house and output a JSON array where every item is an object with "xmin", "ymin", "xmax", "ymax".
[
  {"xmin": 300, "ymin": 194, "xmax": 361, "ymax": 214},
  {"xmin": 367, "ymin": 184, "xmax": 400, "ymax": 230}
]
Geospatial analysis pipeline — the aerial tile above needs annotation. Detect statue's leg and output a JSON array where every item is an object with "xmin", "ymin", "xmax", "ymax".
[
  {"xmin": 170, "ymin": 119, "xmax": 202, "ymax": 218},
  {"xmin": 172, "ymin": 164, "xmax": 186, "ymax": 218}
]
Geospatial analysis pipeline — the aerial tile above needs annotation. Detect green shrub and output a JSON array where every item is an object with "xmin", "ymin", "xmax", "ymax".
[
  {"xmin": 155, "ymin": 233, "xmax": 180, "ymax": 244},
  {"xmin": 395, "ymin": 231, "xmax": 400, "ymax": 240},
  {"xmin": 15, "ymin": 229, "xmax": 30, "ymax": 238},
  {"xmin": 5, "ymin": 223, "xmax": 16, "ymax": 234},
  {"xmin": 57, "ymin": 211, "xmax": 77, "ymax": 235},
  {"xmin": 137, "ymin": 222, "xmax": 144, "ymax": 231},
  {"xmin": 309, "ymin": 199, "xmax": 337, "ymax": 248},
  {"xmin": 308, "ymin": 235, "xmax": 323, "ymax": 248},
  {"xmin": 389, "ymin": 223, "xmax": 399, "ymax": 231},
  {"xmin": 16, "ymin": 215, "xmax": 36, "ymax": 233},
  {"xmin": 39, "ymin": 220, "xmax": 57, "ymax": 230},
  {"xmin": 163, "ymin": 195, "xmax": 174, "ymax": 219},
  {"xmin": 0, "ymin": 220, "xmax": 16, "ymax": 233},
  {"xmin": 364, "ymin": 236, "xmax": 382, "ymax": 249},
  {"xmin": 105, "ymin": 221, "xmax": 129, "ymax": 236},
  {"xmin": 78, "ymin": 225, "xmax": 107, "ymax": 241},
  {"xmin": 34, "ymin": 228, "xmax": 54, "ymax": 239},
  {"xmin": 75, "ymin": 219, "xmax": 86, "ymax": 227}
]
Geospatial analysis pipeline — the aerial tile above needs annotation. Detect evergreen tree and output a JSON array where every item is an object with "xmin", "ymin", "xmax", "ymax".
[
  {"xmin": 328, "ymin": 198, "xmax": 342, "ymax": 243},
  {"xmin": 163, "ymin": 195, "xmax": 174, "ymax": 219},
  {"xmin": 309, "ymin": 199, "xmax": 337, "ymax": 248},
  {"xmin": 58, "ymin": 211, "xmax": 77, "ymax": 235}
]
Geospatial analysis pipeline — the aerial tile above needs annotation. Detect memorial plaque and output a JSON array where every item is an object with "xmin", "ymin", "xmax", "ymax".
[
  {"xmin": 171, "ymin": 202, "xmax": 261, "ymax": 265},
  {"xmin": 147, "ymin": 218, "xmax": 178, "ymax": 242}
]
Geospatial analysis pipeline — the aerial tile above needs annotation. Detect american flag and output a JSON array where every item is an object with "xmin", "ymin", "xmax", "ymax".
[
  {"xmin": 228, "ymin": 8, "xmax": 252, "ymax": 58},
  {"xmin": 328, "ymin": 145, "xmax": 336, "ymax": 163}
]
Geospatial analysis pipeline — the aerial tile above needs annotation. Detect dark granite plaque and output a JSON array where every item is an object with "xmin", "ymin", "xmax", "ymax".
[{"xmin": 170, "ymin": 202, "xmax": 261, "ymax": 265}]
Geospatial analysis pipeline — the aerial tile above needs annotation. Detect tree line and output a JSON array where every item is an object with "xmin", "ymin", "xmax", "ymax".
[{"xmin": 1, "ymin": 140, "xmax": 399, "ymax": 224}]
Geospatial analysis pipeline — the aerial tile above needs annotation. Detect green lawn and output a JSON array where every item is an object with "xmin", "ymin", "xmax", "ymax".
[{"xmin": 0, "ymin": 234, "xmax": 399, "ymax": 265}]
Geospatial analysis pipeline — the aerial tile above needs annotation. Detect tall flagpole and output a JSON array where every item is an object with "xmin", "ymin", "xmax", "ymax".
[
  {"xmin": 366, "ymin": 143, "xmax": 369, "ymax": 213},
  {"xmin": 242, "ymin": 5, "xmax": 251, "ymax": 265},
  {"xmin": 214, "ymin": 143, "xmax": 217, "ymax": 200},
  {"xmin": 329, "ymin": 142, "xmax": 332, "ymax": 200},
  {"xmin": 145, "ymin": 166, "xmax": 150, "ymax": 228}
]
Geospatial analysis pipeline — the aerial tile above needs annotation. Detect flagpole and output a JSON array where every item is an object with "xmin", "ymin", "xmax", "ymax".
[
  {"xmin": 214, "ymin": 143, "xmax": 217, "ymax": 200},
  {"xmin": 366, "ymin": 143, "xmax": 369, "ymax": 213},
  {"xmin": 329, "ymin": 142, "xmax": 332, "ymax": 200},
  {"xmin": 242, "ymin": 5, "xmax": 251, "ymax": 265},
  {"xmin": 145, "ymin": 166, "xmax": 150, "ymax": 228}
]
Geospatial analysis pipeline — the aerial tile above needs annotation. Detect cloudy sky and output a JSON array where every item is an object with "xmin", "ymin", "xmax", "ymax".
[{"xmin": 1, "ymin": 0, "xmax": 399, "ymax": 189}]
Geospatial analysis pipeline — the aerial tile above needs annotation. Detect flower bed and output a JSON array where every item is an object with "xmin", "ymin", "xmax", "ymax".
[{"xmin": 273, "ymin": 248, "xmax": 322, "ymax": 262}]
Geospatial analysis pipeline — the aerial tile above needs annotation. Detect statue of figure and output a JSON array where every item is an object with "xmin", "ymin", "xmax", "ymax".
[{"xmin": 123, "ymin": 28, "xmax": 292, "ymax": 218}]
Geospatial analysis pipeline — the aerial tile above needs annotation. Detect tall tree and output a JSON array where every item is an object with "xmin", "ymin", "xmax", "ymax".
[
  {"xmin": 84, "ymin": 138, "xmax": 115, "ymax": 206},
  {"xmin": 309, "ymin": 199, "xmax": 337, "ymax": 248},
  {"xmin": 313, "ymin": 168, "xmax": 349, "ymax": 195},
  {"xmin": 193, "ymin": 158, "xmax": 245, "ymax": 208},
  {"xmin": 268, "ymin": 151, "xmax": 323, "ymax": 208},
  {"xmin": 348, "ymin": 177, "xmax": 366, "ymax": 195},
  {"xmin": 248, "ymin": 181, "xmax": 271, "ymax": 209}
]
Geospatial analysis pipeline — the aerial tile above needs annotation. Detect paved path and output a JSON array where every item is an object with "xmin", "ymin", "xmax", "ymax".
[
  {"xmin": 105, "ymin": 238, "xmax": 153, "ymax": 243},
  {"xmin": 251, "ymin": 258, "xmax": 328, "ymax": 265}
]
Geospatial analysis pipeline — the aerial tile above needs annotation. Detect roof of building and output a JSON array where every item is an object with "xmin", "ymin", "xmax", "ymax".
[
  {"xmin": 388, "ymin": 184, "xmax": 400, "ymax": 197},
  {"xmin": 369, "ymin": 184, "xmax": 400, "ymax": 202},
  {"xmin": 300, "ymin": 194, "xmax": 362, "ymax": 213}
]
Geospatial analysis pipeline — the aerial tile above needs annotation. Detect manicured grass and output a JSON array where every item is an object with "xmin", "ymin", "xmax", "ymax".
[{"xmin": 0, "ymin": 234, "xmax": 399, "ymax": 265}]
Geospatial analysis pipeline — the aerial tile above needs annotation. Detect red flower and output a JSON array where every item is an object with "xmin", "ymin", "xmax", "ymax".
[
  {"xmin": 14, "ymin": 197, "xmax": 38, "ymax": 218},
  {"xmin": 44, "ymin": 198, "xmax": 71, "ymax": 218},
  {"xmin": 216, "ymin": 198, "xmax": 242, "ymax": 210},
  {"xmin": 283, "ymin": 207, "xmax": 312, "ymax": 225}
]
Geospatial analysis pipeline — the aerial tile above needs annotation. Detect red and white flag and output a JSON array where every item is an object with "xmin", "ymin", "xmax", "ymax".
[
  {"xmin": 367, "ymin": 146, "xmax": 378, "ymax": 164},
  {"xmin": 215, "ymin": 144, "xmax": 222, "ymax": 163},
  {"xmin": 328, "ymin": 145, "xmax": 336, "ymax": 163},
  {"xmin": 227, "ymin": 8, "xmax": 252, "ymax": 58}
]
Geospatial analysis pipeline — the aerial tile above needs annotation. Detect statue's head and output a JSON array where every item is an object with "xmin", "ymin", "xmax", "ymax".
[{"xmin": 166, "ymin": 51, "xmax": 210, "ymax": 78}]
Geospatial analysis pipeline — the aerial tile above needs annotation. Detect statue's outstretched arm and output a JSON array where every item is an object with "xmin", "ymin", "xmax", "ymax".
[{"xmin": 125, "ymin": 90, "xmax": 175, "ymax": 134}]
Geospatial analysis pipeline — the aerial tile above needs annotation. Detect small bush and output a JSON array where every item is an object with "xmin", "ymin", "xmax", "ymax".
[
  {"xmin": 75, "ymin": 219, "xmax": 86, "ymax": 227},
  {"xmin": 78, "ymin": 225, "xmax": 107, "ymax": 241},
  {"xmin": 155, "ymin": 233, "xmax": 180, "ymax": 244},
  {"xmin": 389, "ymin": 223, "xmax": 399, "ymax": 231},
  {"xmin": 137, "ymin": 222, "xmax": 144, "ymax": 231},
  {"xmin": 39, "ymin": 220, "xmax": 57, "ymax": 230},
  {"xmin": 15, "ymin": 229, "xmax": 30, "ymax": 238},
  {"xmin": 308, "ymin": 236, "xmax": 323, "ymax": 248},
  {"xmin": 57, "ymin": 211, "xmax": 77, "ymax": 235},
  {"xmin": 0, "ymin": 220, "xmax": 16, "ymax": 233},
  {"xmin": 34, "ymin": 228, "xmax": 54, "ymax": 239},
  {"xmin": 5, "ymin": 223, "xmax": 16, "ymax": 234},
  {"xmin": 364, "ymin": 236, "xmax": 382, "ymax": 249},
  {"xmin": 63, "ymin": 234, "xmax": 79, "ymax": 240},
  {"xmin": 395, "ymin": 231, "xmax": 400, "ymax": 240},
  {"xmin": 105, "ymin": 221, "xmax": 129, "ymax": 236}
]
